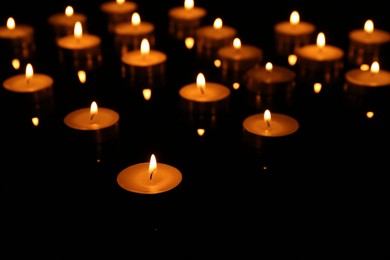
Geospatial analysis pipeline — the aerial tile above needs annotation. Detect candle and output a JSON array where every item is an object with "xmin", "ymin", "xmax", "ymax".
[
  {"xmin": 63, "ymin": 101, "xmax": 120, "ymax": 144},
  {"xmin": 113, "ymin": 12, "xmax": 155, "ymax": 56},
  {"xmin": 100, "ymin": 0, "xmax": 138, "ymax": 33},
  {"xmin": 242, "ymin": 109, "xmax": 299, "ymax": 150},
  {"xmin": 117, "ymin": 154, "xmax": 182, "ymax": 194},
  {"xmin": 244, "ymin": 62, "xmax": 296, "ymax": 110},
  {"xmin": 56, "ymin": 21, "xmax": 102, "ymax": 71},
  {"xmin": 0, "ymin": 17, "xmax": 36, "ymax": 64},
  {"xmin": 274, "ymin": 10, "xmax": 316, "ymax": 58},
  {"xmin": 121, "ymin": 38, "xmax": 167, "ymax": 88},
  {"xmin": 179, "ymin": 72, "xmax": 231, "ymax": 115},
  {"xmin": 217, "ymin": 37, "xmax": 263, "ymax": 85},
  {"xmin": 348, "ymin": 19, "xmax": 390, "ymax": 67},
  {"xmin": 195, "ymin": 17, "xmax": 237, "ymax": 61},
  {"xmin": 48, "ymin": 6, "xmax": 88, "ymax": 39},
  {"xmin": 2, "ymin": 63, "xmax": 54, "ymax": 117},
  {"xmin": 295, "ymin": 32, "xmax": 344, "ymax": 84},
  {"xmin": 168, "ymin": 0, "xmax": 207, "ymax": 40}
]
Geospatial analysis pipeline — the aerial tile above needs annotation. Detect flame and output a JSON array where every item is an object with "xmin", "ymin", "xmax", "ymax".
[
  {"xmin": 288, "ymin": 54, "xmax": 297, "ymax": 66},
  {"xmin": 316, "ymin": 32, "xmax": 325, "ymax": 48},
  {"xmin": 232, "ymin": 82, "xmax": 240, "ymax": 90},
  {"xmin": 265, "ymin": 62, "xmax": 273, "ymax": 72},
  {"xmin": 197, "ymin": 128, "xmax": 205, "ymax": 136},
  {"xmin": 184, "ymin": 0, "xmax": 194, "ymax": 9},
  {"xmin": 264, "ymin": 109, "xmax": 271, "ymax": 127},
  {"xmin": 213, "ymin": 18, "xmax": 223, "ymax": 29},
  {"xmin": 90, "ymin": 101, "xmax": 98, "ymax": 120},
  {"xmin": 290, "ymin": 10, "xmax": 300, "ymax": 25},
  {"xmin": 364, "ymin": 19, "xmax": 374, "ymax": 34},
  {"xmin": 140, "ymin": 38, "xmax": 150, "ymax": 56},
  {"xmin": 185, "ymin": 37, "xmax": 195, "ymax": 49},
  {"xmin": 131, "ymin": 12, "xmax": 141, "ymax": 26},
  {"xmin": 116, "ymin": 0, "xmax": 125, "ymax": 5},
  {"xmin": 25, "ymin": 63, "xmax": 33, "ymax": 82},
  {"xmin": 7, "ymin": 17, "xmax": 15, "ymax": 30},
  {"xmin": 313, "ymin": 82, "xmax": 322, "ymax": 94},
  {"xmin": 196, "ymin": 72, "xmax": 206, "ymax": 94},
  {"xmin": 32, "ymin": 117, "xmax": 39, "ymax": 126},
  {"xmin": 143, "ymin": 88, "xmax": 152, "ymax": 100},
  {"xmin": 65, "ymin": 6, "xmax": 74, "ymax": 17},
  {"xmin": 214, "ymin": 59, "xmax": 221, "ymax": 68},
  {"xmin": 74, "ymin": 21, "xmax": 83, "ymax": 39},
  {"xmin": 148, "ymin": 154, "xmax": 157, "ymax": 180},
  {"xmin": 78, "ymin": 70, "xmax": 86, "ymax": 83},
  {"xmin": 233, "ymin": 37, "xmax": 241, "ymax": 50},
  {"xmin": 366, "ymin": 111, "xmax": 374, "ymax": 118},
  {"xmin": 360, "ymin": 64, "xmax": 370, "ymax": 71},
  {"xmin": 370, "ymin": 61, "xmax": 380, "ymax": 75},
  {"xmin": 12, "ymin": 58, "xmax": 20, "ymax": 70}
]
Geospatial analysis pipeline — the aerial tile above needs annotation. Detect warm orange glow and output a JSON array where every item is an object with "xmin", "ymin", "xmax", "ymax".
[
  {"xmin": 213, "ymin": 18, "xmax": 223, "ymax": 29},
  {"xmin": 360, "ymin": 64, "xmax": 370, "ymax": 71},
  {"xmin": 366, "ymin": 111, "xmax": 374, "ymax": 118},
  {"xmin": 214, "ymin": 59, "xmax": 221, "ymax": 68},
  {"xmin": 140, "ymin": 38, "xmax": 150, "ymax": 56},
  {"xmin": 12, "ymin": 59, "xmax": 20, "ymax": 70},
  {"xmin": 313, "ymin": 82, "xmax": 322, "ymax": 93},
  {"xmin": 316, "ymin": 32, "xmax": 325, "ymax": 49},
  {"xmin": 78, "ymin": 70, "xmax": 86, "ymax": 83},
  {"xmin": 364, "ymin": 19, "xmax": 374, "ymax": 34},
  {"xmin": 197, "ymin": 128, "xmax": 205, "ymax": 136},
  {"xmin": 185, "ymin": 37, "xmax": 195, "ymax": 49},
  {"xmin": 288, "ymin": 54, "xmax": 297, "ymax": 66},
  {"xmin": 184, "ymin": 0, "xmax": 194, "ymax": 9},
  {"xmin": 7, "ymin": 17, "xmax": 15, "ymax": 30},
  {"xmin": 131, "ymin": 12, "xmax": 141, "ymax": 26},
  {"xmin": 143, "ymin": 88, "xmax": 152, "ymax": 100},
  {"xmin": 90, "ymin": 101, "xmax": 98, "ymax": 120},
  {"xmin": 196, "ymin": 72, "xmax": 206, "ymax": 94},
  {"xmin": 232, "ymin": 82, "xmax": 240, "ymax": 90},
  {"xmin": 290, "ymin": 10, "xmax": 300, "ymax": 25},
  {"xmin": 65, "ymin": 6, "xmax": 74, "ymax": 17},
  {"xmin": 148, "ymin": 154, "xmax": 157, "ymax": 180},
  {"xmin": 74, "ymin": 21, "xmax": 83, "ymax": 39},
  {"xmin": 233, "ymin": 37, "xmax": 241, "ymax": 50},
  {"xmin": 370, "ymin": 61, "xmax": 380, "ymax": 75},
  {"xmin": 116, "ymin": 0, "xmax": 125, "ymax": 5},
  {"xmin": 25, "ymin": 63, "xmax": 33, "ymax": 82},
  {"xmin": 264, "ymin": 109, "xmax": 271, "ymax": 127},
  {"xmin": 32, "ymin": 117, "xmax": 39, "ymax": 126},
  {"xmin": 265, "ymin": 62, "xmax": 273, "ymax": 72}
]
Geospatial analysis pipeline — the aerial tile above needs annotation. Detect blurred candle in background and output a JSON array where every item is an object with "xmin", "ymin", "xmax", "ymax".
[
  {"xmin": 100, "ymin": 0, "xmax": 138, "ymax": 33},
  {"xmin": 48, "ymin": 6, "xmax": 88, "ymax": 40}
]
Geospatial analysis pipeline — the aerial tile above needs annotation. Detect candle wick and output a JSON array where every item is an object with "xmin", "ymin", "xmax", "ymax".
[
  {"xmin": 90, "ymin": 114, "xmax": 95, "ymax": 121},
  {"xmin": 149, "ymin": 169, "xmax": 156, "ymax": 180},
  {"xmin": 266, "ymin": 120, "xmax": 271, "ymax": 128}
]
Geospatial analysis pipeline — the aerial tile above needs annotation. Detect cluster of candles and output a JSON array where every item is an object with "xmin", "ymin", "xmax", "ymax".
[{"xmin": 1, "ymin": 0, "xmax": 390, "ymax": 194}]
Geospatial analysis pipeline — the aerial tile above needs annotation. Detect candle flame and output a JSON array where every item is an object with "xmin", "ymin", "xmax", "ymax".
[
  {"xmin": 143, "ymin": 88, "xmax": 152, "ymax": 100},
  {"xmin": 360, "ymin": 64, "xmax": 370, "ymax": 71},
  {"xmin": 32, "ymin": 117, "xmax": 39, "ymax": 127},
  {"xmin": 131, "ymin": 12, "xmax": 141, "ymax": 26},
  {"xmin": 288, "ymin": 54, "xmax": 297, "ymax": 66},
  {"xmin": 12, "ymin": 58, "xmax": 20, "ymax": 70},
  {"xmin": 214, "ymin": 59, "xmax": 221, "ymax": 68},
  {"xmin": 196, "ymin": 72, "xmax": 206, "ymax": 94},
  {"xmin": 370, "ymin": 61, "xmax": 380, "ymax": 75},
  {"xmin": 7, "ymin": 17, "xmax": 15, "ymax": 30},
  {"xmin": 366, "ymin": 111, "xmax": 374, "ymax": 118},
  {"xmin": 313, "ymin": 82, "xmax": 322, "ymax": 94},
  {"xmin": 65, "ymin": 6, "xmax": 74, "ymax": 17},
  {"xmin": 364, "ymin": 19, "xmax": 374, "ymax": 34},
  {"xmin": 316, "ymin": 32, "xmax": 325, "ymax": 49},
  {"xmin": 197, "ymin": 128, "xmax": 205, "ymax": 136},
  {"xmin": 213, "ymin": 18, "xmax": 223, "ymax": 29},
  {"xmin": 185, "ymin": 37, "xmax": 195, "ymax": 49},
  {"xmin": 148, "ymin": 154, "xmax": 157, "ymax": 180},
  {"xmin": 232, "ymin": 82, "xmax": 240, "ymax": 90},
  {"xmin": 90, "ymin": 101, "xmax": 98, "ymax": 120},
  {"xmin": 184, "ymin": 0, "xmax": 194, "ymax": 9},
  {"xmin": 74, "ymin": 21, "xmax": 83, "ymax": 39},
  {"xmin": 25, "ymin": 63, "xmax": 33, "ymax": 83},
  {"xmin": 265, "ymin": 62, "xmax": 273, "ymax": 72},
  {"xmin": 116, "ymin": 0, "xmax": 125, "ymax": 5},
  {"xmin": 78, "ymin": 70, "xmax": 86, "ymax": 83},
  {"xmin": 264, "ymin": 109, "xmax": 271, "ymax": 127},
  {"xmin": 140, "ymin": 38, "xmax": 150, "ymax": 56},
  {"xmin": 290, "ymin": 10, "xmax": 300, "ymax": 25},
  {"xmin": 233, "ymin": 37, "xmax": 241, "ymax": 50}
]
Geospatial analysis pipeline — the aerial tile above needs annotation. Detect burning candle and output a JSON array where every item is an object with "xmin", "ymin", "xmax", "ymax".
[
  {"xmin": 179, "ymin": 72, "xmax": 231, "ymax": 115},
  {"xmin": 117, "ymin": 154, "xmax": 182, "ymax": 194},
  {"xmin": 100, "ymin": 0, "xmax": 138, "ymax": 33},
  {"xmin": 48, "ymin": 6, "xmax": 88, "ymax": 39},
  {"xmin": 295, "ymin": 32, "xmax": 344, "ymax": 84},
  {"xmin": 113, "ymin": 12, "xmax": 155, "ymax": 56},
  {"xmin": 56, "ymin": 21, "xmax": 102, "ymax": 70},
  {"xmin": 168, "ymin": 0, "xmax": 207, "ymax": 40},
  {"xmin": 121, "ymin": 38, "xmax": 167, "ymax": 88},
  {"xmin": 195, "ymin": 17, "xmax": 237, "ymax": 61},
  {"xmin": 348, "ymin": 19, "xmax": 390, "ymax": 67},
  {"xmin": 274, "ymin": 10, "xmax": 316, "ymax": 58}
]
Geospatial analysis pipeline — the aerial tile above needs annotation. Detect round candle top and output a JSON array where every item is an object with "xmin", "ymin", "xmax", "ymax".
[
  {"xmin": 100, "ymin": 1, "xmax": 138, "ymax": 14},
  {"xmin": 243, "ymin": 113, "xmax": 299, "ymax": 137},
  {"xmin": 57, "ymin": 34, "xmax": 101, "ymax": 50},
  {"xmin": 345, "ymin": 68, "xmax": 390, "ymax": 87},
  {"xmin": 218, "ymin": 43, "xmax": 263, "ymax": 61},
  {"xmin": 117, "ymin": 161, "xmax": 182, "ymax": 194},
  {"xmin": 3, "ymin": 74, "xmax": 53, "ymax": 93},
  {"xmin": 296, "ymin": 44, "xmax": 344, "ymax": 61},
  {"xmin": 196, "ymin": 24, "xmax": 236, "ymax": 40},
  {"xmin": 246, "ymin": 63, "xmax": 295, "ymax": 84},
  {"xmin": 64, "ymin": 107, "xmax": 119, "ymax": 130},
  {"xmin": 274, "ymin": 21, "xmax": 315, "ymax": 36},
  {"xmin": 179, "ymin": 82, "xmax": 230, "ymax": 102},
  {"xmin": 48, "ymin": 12, "xmax": 87, "ymax": 28},
  {"xmin": 0, "ymin": 24, "xmax": 33, "ymax": 39},
  {"xmin": 169, "ymin": 6, "xmax": 207, "ymax": 20},
  {"xmin": 114, "ymin": 21, "xmax": 154, "ymax": 36},
  {"xmin": 349, "ymin": 29, "xmax": 390, "ymax": 44},
  {"xmin": 121, "ymin": 49, "xmax": 167, "ymax": 67}
]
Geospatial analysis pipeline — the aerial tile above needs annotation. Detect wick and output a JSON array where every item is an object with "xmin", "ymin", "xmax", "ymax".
[
  {"xmin": 149, "ymin": 169, "xmax": 156, "ymax": 180},
  {"xmin": 266, "ymin": 120, "xmax": 271, "ymax": 128},
  {"xmin": 90, "ymin": 114, "xmax": 95, "ymax": 121}
]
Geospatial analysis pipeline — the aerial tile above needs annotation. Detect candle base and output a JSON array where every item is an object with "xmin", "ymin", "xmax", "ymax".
[
  {"xmin": 57, "ymin": 46, "xmax": 103, "ymax": 71},
  {"xmin": 121, "ymin": 61, "xmax": 167, "ymax": 89},
  {"xmin": 347, "ymin": 41, "xmax": 390, "ymax": 68}
]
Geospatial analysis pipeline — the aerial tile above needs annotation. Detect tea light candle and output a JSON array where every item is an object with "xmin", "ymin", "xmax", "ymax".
[
  {"xmin": 121, "ymin": 38, "xmax": 167, "ymax": 88},
  {"xmin": 243, "ymin": 109, "xmax": 299, "ymax": 150},
  {"xmin": 117, "ymin": 154, "xmax": 182, "ymax": 194},
  {"xmin": 274, "ymin": 10, "xmax": 316, "ymax": 58},
  {"xmin": 179, "ymin": 72, "xmax": 231, "ymax": 115},
  {"xmin": 100, "ymin": 0, "xmax": 138, "ymax": 33},
  {"xmin": 48, "ymin": 6, "xmax": 88, "ymax": 39},
  {"xmin": 63, "ymin": 101, "xmax": 120, "ymax": 144},
  {"xmin": 113, "ymin": 12, "xmax": 155, "ymax": 56},
  {"xmin": 56, "ymin": 21, "xmax": 102, "ymax": 70},
  {"xmin": 348, "ymin": 19, "xmax": 390, "ymax": 67},
  {"xmin": 217, "ymin": 37, "xmax": 263, "ymax": 84},
  {"xmin": 168, "ymin": 0, "xmax": 207, "ymax": 40},
  {"xmin": 0, "ymin": 17, "xmax": 36, "ymax": 61},
  {"xmin": 295, "ymin": 32, "xmax": 344, "ymax": 83},
  {"xmin": 195, "ymin": 17, "xmax": 237, "ymax": 61}
]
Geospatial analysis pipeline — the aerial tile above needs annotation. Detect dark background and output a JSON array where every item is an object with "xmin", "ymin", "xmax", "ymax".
[{"xmin": 1, "ymin": 0, "xmax": 389, "ymax": 258}]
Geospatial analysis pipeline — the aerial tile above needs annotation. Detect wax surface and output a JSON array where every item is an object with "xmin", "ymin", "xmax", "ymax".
[
  {"xmin": 115, "ymin": 21, "xmax": 154, "ymax": 36},
  {"xmin": 345, "ymin": 69, "xmax": 390, "ymax": 87},
  {"xmin": 196, "ymin": 25, "xmax": 236, "ymax": 40},
  {"xmin": 100, "ymin": 1, "xmax": 137, "ymax": 14},
  {"xmin": 169, "ymin": 6, "xmax": 206, "ymax": 20},
  {"xmin": 0, "ymin": 25, "xmax": 34, "ymax": 39},
  {"xmin": 64, "ymin": 107, "xmax": 119, "ymax": 130},
  {"xmin": 121, "ymin": 50, "xmax": 167, "ymax": 66},
  {"xmin": 243, "ymin": 113, "xmax": 299, "ymax": 137},
  {"xmin": 246, "ymin": 65, "xmax": 295, "ymax": 84},
  {"xmin": 3, "ymin": 74, "xmax": 53, "ymax": 93},
  {"xmin": 274, "ymin": 21, "xmax": 316, "ymax": 36},
  {"xmin": 296, "ymin": 45, "xmax": 344, "ymax": 61},
  {"xmin": 349, "ymin": 29, "xmax": 390, "ymax": 44},
  {"xmin": 179, "ymin": 82, "xmax": 230, "ymax": 102},
  {"xmin": 218, "ymin": 44, "xmax": 263, "ymax": 61},
  {"xmin": 117, "ymin": 162, "xmax": 182, "ymax": 194},
  {"xmin": 48, "ymin": 13, "xmax": 87, "ymax": 27},
  {"xmin": 57, "ymin": 34, "xmax": 101, "ymax": 50}
]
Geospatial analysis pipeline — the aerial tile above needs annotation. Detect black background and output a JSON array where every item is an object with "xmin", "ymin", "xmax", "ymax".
[{"xmin": 1, "ymin": 0, "xmax": 389, "ymax": 258}]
